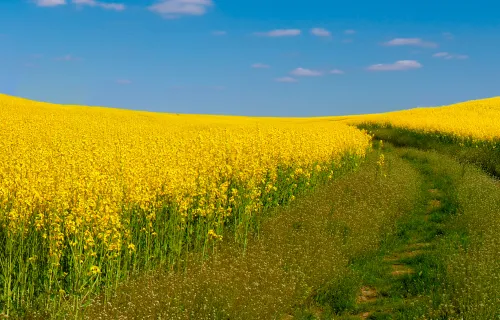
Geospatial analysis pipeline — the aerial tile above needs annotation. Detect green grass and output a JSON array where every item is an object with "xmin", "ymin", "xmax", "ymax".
[
  {"xmin": 359, "ymin": 124, "xmax": 500, "ymax": 178},
  {"xmin": 293, "ymin": 144, "xmax": 499, "ymax": 320}
]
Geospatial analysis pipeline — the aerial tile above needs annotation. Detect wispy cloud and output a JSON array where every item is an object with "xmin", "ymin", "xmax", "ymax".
[
  {"xmin": 251, "ymin": 63, "xmax": 270, "ymax": 69},
  {"xmin": 56, "ymin": 54, "xmax": 81, "ymax": 61},
  {"xmin": 310, "ymin": 28, "xmax": 331, "ymax": 37},
  {"xmin": 433, "ymin": 52, "xmax": 468, "ymax": 60},
  {"xmin": 290, "ymin": 67, "xmax": 322, "ymax": 77},
  {"xmin": 383, "ymin": 38, "xmax": 437, "ymax": 48},
  {"xmin": 367, "ymin": 60, "xmax": 422, "ymax": 71},
  {"xmin": 35, "ymin": 0, "xmax": 124, "ymax": 10},
  {"xmin": 433, "ymin": 52, "xmax": 449, "ymax": 57},
  {"xmin": 148, "ymin": 0, "xmax": 213, "ymax": 18},
  {"xmin": 169, "ymin": 84, "xmax": 225, "ymax": 90},
  {"xmin": 254, "ymin": 29, "xmax": 301, "ymax": 37},
  {"xmin": 275, "ymin": 77, "xmax": 298, "ymax": 83},
  {"xmin": 34, "ymin": 0, "xmax": 66, "ymax": 7},
  {"xmin": 344, "ymin": 29, "xmax": 356, "ymax": 35},
  {"xmin": 116, "ymin": 79, "xmax": 132, "ymax": 85},
  {"xmin": 24, "ymin": 54, "xmax": 43, "ymax": 67},
  {"xmin": 209, "ymin": 85, "xmax": 226, "ymax": 91},
  {"xmin": 282, "ymin": 51, "xmax": 301, "ymax": 58},
  {"xmin": 454, "ymin": 54, "xmax": 469, "ymax": 60},
  {"xmin": 442, "ymin": 32, "xmax": 454, "ymax": 40},
  {"xmin": 212, "ymin": 30, "xmax": 227, "ymax": 36},
  {"xmin": 72, "ymin": 0, "xmax": 125, "ymax": 11},
  {"xmin": 330, "ymin": 69, "xmax": 345, "ymax": 74},
  {"xmin": 169, "ymin": 85, "xmax": 187, "ymax": 90}
]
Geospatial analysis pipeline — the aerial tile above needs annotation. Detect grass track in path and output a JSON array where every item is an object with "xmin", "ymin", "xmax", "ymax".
[
  {"xmin": 77, "ymin": 149, "xmax": 420, "ymax": 320},
  {"xmin": 298, "ymin": 145, "xmax": 500, "ymax": 320},
  {"xmin": 295, "ymin": 146, "xmax": 459, "ymax": 319}
]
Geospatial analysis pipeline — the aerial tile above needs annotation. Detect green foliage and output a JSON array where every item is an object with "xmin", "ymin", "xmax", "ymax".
[{"xmin": 314, "ymin": 272, "xmax": 360, "ymax": 314}]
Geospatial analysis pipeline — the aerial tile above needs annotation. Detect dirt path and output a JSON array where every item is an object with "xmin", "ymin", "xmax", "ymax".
[
  {"xmin": 347, "ymin": 149, "xmax": 461, "ymax": 319},
  {"xmin": 290, "ymin": 147, "xmax": 464, "ymax": 320}
]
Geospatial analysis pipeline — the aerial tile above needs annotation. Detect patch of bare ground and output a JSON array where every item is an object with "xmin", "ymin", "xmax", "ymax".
[
  {"xmin": 427, "ymin": 199, "xmax": 441, "ymax": 212},
  {"xmin": 428, "ymin": 188, "xmax": 442, "ymax": 196},
  {"xmin": 391, "ymin": 264, "xmax": 414, "ymax": 276},
  {"xmin": 405, "ymin": 242, "xmax": 431, "ymax": 250},
  {"xmin": 357, "ymin": 286, "xmax": 377, "ymax": 304},
  {"xmin": 383, "ymin": 249, "xmax": 425, "ymax": 262},
  {"xmin": 309, "ymin": 306, "xmax": 324, "ymax": 318}
]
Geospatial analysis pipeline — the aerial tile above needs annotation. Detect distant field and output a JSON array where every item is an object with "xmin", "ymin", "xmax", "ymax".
[{"xmin": 341, "ymin": 96, "xmax": 500, "ymax": 143}]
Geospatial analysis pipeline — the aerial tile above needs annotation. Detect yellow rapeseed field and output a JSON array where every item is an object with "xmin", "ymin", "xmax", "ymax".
[
  {"xmin": 341, "ymin": 97, "xmax": 500, "ymax": 143},
  {"xmin": 0, "ymin": 94, "xmax": 371, "ymax": 313}
]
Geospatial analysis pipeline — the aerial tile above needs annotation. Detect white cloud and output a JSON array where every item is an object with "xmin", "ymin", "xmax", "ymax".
[
  {"xmin": 251, "ymin": 63, "xmax": 270, "ymax": 69},
  {"xmin": 34, "ymin": 0, "xmax": 66, "ymax": 6},
  {"xmin": 344, "ymin": 29, "xmax": 356, "ymax": 35},
  {"xmin": 384, "ymin": 38, "xmax": 437, "ymax": 48},
  {"xmin": 212, "ymin": 30, "xmax": 227, "ymax": 36},
  {"xmin": 433, "ymin": 52, "xmax": 469, "ymax": 60},
  {"xmin": 310, "ymin": 28, "xmax": 331, "ymax": 37},
  {"xmin": 56, "ymin": 54, "xmax": 81, "ymax": 61},
  {"xmin": 330, "ymin": 69, "xmax": 344, "ymax": 74},
  {"xmin": 116, "ymin": 79, "xmax": 132, "ymax": 84},
  {"xmin": 34, "ymin": 0, "xmax": 124, "ymax": 10},
  {"xmin": 275, "ymin": 77, "xmax": 298, "ymax": 83},
  {"xmin": 433, "ymin": 52, "xmax": 449, "ymax": 57},
  {"xmin": 148, "ymin": 0, "xmax": 213, "ymax": 18},
  {"xmin": 290, "ymin": 67, "xmax": 322, "ymax": 76},
  {"xmin": 254, "ymin": 29, "xmax": 301, "ymax": 37},
  {"xmin": 72, "ymin": 0, "xmax": 125, "ymax": 10},
  {"xmin": 97, "ymin": 2, "xmax": 125, "ymax": 10},
  {"xmin": 367, "ymin": 60, "xmax": 422, "ymax": 71}
]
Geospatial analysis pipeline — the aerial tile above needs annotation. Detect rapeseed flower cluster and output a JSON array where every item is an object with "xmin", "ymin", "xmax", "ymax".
[
  {"xmin": 343, "ymin": 97, "xmax": 500, "ymax": 144},
  {"xmin": 0, "ymin": 94, "xmax": 371, "ymax": 313}
]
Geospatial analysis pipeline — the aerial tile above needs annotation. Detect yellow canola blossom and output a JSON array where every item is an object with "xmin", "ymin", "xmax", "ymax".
[
  {"xmin": 341, "ymin": 97, "xmax": 500, "ymax": 143},
  {"xmin": 0, "ymin": 94, "xmax": 369, "ymax": 228},
  {"xmin": 0, "ymin": 94, "xmax": 370, "ymax": 309}
]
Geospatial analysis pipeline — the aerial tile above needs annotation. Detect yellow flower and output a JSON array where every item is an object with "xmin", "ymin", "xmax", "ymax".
[
  {"xmin": 0, "ymin": 93, "xmax": 372, "ymax": 305},
  {"xmin": 208, "ymin": 229, "xmax": 223, "ymax": 241},
  {"xmin": 345, "ymin": 97, "xmax": 500, "ymax": 143},
  {"xmin": 89, "ymin": 266, "xmax": 101, "ymax": 275}
]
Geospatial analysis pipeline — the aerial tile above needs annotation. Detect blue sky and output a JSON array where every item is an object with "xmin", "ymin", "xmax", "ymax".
[{"xmin": 1, "ymin": 0, "xmax": 499, "ymax": 116}]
